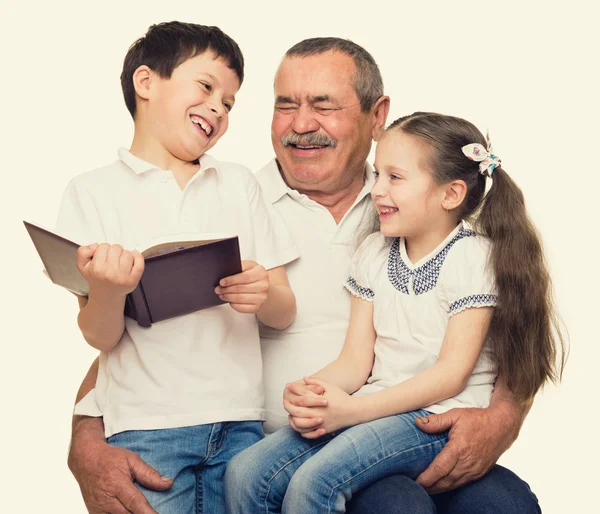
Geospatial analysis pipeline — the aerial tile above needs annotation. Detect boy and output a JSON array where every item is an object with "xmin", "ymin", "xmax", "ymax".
[{"xmin": 56, "ymin": 21, "xmax": 298, "ymax": 513}]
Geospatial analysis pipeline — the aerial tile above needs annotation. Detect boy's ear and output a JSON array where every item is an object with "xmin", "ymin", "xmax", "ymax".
[
  {"xmin": 132, "ymin": 65, "xmax": 153, "ymax": 101},
  {"xmin": 442, "ymin": 179, "xmax": 468, "ymax": 211},
  {"xmin": 372, "ymin": 96, "xmax": 390, "ymax": 142}
]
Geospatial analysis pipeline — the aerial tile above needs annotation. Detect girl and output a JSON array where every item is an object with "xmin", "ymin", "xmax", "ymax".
[{"xmin": 225, "ymin": 112, "xmax": 565, "ymax": 513}]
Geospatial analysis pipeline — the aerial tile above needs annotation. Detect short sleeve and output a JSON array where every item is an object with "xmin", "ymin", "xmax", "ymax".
[
  {"xmin": 440, "ymin": 235, "xmax": 497, "ymax": 317},
  {"xmin": 56, "ymin": 179, "xmax": 107, "ymax": 245},
  {"xmin": 244, "ymin": 168, "xmax": 299, "ymax": 270},
  {"xmin": 344, "ymin": 233, "xmax": 383, "ymax": 302}
]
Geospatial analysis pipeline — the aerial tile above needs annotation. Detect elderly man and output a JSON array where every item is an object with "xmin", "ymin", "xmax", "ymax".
[{"xmin": 68, "ymin": 38, "xmax": 540, "ymax": 513}]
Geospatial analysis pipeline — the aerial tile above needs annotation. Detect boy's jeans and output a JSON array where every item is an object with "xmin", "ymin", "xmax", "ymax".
[
  {"xmin": 225, "ymin": 409, "xmax": 447, "ymax": 514},
  {"xmin": 108, "ymin": 421, "xmax": 263, "ymax": 514}
]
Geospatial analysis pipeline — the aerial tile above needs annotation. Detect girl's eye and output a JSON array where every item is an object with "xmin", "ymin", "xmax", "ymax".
[
  {"xmin": 201, "ymin": 82, "xmax": 212, "ymax": 91},
  {"xmin": 390, "ymin": 174, "xmax": 401, "ymax": 180},
  {"xmin": 224, "ymin": 103, "xmax": 232, "ymax": 112},
  {"xmin": 373, "ymin": 171, "xmax": 379, "ymax": 178}
]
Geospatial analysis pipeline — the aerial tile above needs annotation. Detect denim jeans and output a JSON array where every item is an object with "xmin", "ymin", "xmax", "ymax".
[
  {"xmin": 225, "ymin": 409, "xmax": 447, "ymax": 513},
  {"xmin": 347, "ymin": 464, "xmax": 541, "ymax": 514},
  {"xmin": 108, "ymin": 421, "xmax": 263, "ymax": 514}
]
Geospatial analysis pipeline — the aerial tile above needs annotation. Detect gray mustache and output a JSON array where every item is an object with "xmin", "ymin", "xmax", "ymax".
[{"xmin": 281, "ymin": 132, "xmax": 337, "ymax": 148}]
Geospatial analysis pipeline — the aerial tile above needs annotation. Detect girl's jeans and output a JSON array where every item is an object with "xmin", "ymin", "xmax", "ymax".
[{"xmin": 225, "ymin": 409, "xmax": 447, "ymax": 514}]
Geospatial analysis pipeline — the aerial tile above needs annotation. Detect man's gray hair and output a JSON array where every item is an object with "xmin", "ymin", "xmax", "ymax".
[{"xmin": 284, "ymin": 37, "xmax": 384, "ymax": 112}]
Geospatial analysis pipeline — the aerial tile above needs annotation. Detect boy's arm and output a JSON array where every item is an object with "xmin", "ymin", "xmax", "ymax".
[
  {"xmin": 76, "ymin": 243, "xmax": 144, "ymax": 352},
  {"xmin": 256, "ymin": 266, "xmax": 296, "ymax": 330},
  {"xmin": 414, "ymin": 372, "xmax": 532, "ymax": 493},
  {"xmin": 354, "ymin": 307, "xmax": 494, "ymax": 423}
]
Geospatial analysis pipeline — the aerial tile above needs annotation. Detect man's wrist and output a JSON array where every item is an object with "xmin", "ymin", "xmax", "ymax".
[{"xmin": 68, "ymin": 416, "xmax": 106, "ymax": 475}]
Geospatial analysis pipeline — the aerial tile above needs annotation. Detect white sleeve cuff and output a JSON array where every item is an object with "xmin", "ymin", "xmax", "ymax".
[{"xmin": 73, "ymin": 389, "xmax": 103, "ymax": 417}]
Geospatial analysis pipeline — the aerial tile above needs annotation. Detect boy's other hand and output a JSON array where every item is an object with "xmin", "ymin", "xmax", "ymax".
[
  {"xmin": 215, "ymin": 260, "xmax": 269, "ymax": 313},
  {"xmin": 77, "ymin": 243, "xmax": 145, "ymax": 302}
]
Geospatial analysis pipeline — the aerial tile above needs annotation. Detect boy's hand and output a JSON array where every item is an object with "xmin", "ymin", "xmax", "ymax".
[
  {"xmin": 77, "ymin": 243, "xmax": 145, "ymax": 303},
  {"xmin": 215, "ymin": 260, "xmax": 269, "ymax": 313},
  {"xmin": 285, "ymin": 377, "xmax": 357, "ymax": 438}
]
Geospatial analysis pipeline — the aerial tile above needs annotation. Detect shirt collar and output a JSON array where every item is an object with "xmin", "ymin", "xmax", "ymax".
[
  {"xmin": 255, "ymin": 158, "xmax": 375, "ymax": 205},
  {"xmin": 117, "ymin": 147, "xmax": 219, "ymax": 176}
]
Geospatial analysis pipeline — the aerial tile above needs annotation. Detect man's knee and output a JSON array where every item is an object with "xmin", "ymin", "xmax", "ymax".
[{"xmin": 348, "ymin": 475, "xmax": 435, "ymax": 514}]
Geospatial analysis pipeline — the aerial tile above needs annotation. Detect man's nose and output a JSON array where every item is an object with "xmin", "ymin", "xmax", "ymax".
[{"xmin": 291, "ymin": 105, "xmax": 319, "ymax": 133}]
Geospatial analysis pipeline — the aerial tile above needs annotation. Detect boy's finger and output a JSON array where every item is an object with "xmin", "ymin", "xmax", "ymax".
[
  {"xmin": 106, "ymin": 244, "xmax": 124, "ymax": 267},
  {"xmin": 219, "ymin": 269, "xmax": 262, "ymax": 287},
  {"xmin": 131, "ymin": 251, "xmax": 145, "ymax": 281},
  {"xmin": 241, "ymin": 260, "xmax": 258, "ymax": 271},
  {"xmin": 219, "ymin": 293, "xmax": 265, "ymax": 305}
]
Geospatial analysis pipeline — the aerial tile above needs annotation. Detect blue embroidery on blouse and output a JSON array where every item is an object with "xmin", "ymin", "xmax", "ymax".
[
  {"xmin": 388, "ymin": 228, "xmax": 476, "ymax": 295},
  {"xmin": 345, "ymin": 276, "xmax": 375, "ymax": 300},
  {"xmin": 450, "ymin": 294, "xmax": 498, "ymax": 315}
]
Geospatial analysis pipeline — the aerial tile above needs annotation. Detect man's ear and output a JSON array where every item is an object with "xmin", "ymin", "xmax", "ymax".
[
  {"xmin": 132, "ymin": 65, "xmax": 153, "ymax": 103},
  {"xmin": 372, "ymin": 96, "xmax": 391, "ymax": 142},
  {"xmin": 442, "ymin": 179, "xmax": 468, "ymax": 211}
]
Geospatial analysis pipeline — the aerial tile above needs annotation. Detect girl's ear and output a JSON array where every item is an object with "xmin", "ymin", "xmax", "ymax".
[{"xmin": 442, "ymin": 179, "xmax": 467, "ymax": 211}]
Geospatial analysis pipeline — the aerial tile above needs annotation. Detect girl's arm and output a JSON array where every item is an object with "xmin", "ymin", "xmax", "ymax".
[
  {"xmin": 301, "ymin": 296, "xmax": 377, "ymax": 394},
  {"xmin": 353, "ymin": 306, "xmax": 494, "ymax": 424}
]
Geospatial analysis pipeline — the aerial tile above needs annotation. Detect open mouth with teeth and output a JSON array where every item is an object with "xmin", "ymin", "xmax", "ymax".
[
  {"xmin": 377, "ymin": 206, "xmax": 399, "ymax": 219},
  {"xmin": 289, "ymin": 144, "xmax": 328, "ymax": 150},
  {"xmin": 190, "ymin": 115, "xmax": 214, "ymax": 137}
]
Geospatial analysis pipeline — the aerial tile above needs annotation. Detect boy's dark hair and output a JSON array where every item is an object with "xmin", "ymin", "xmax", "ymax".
[
  {"xmin": 284, "ymin": 37, "xmax": 383, "ymax": 113},
  {"xmin": 121, "ymin": 21, "xmax": 244, "ymax": 118},
  {"xmin": 388, "ymin": 112, "xmax": 567, "ymax": 401}
]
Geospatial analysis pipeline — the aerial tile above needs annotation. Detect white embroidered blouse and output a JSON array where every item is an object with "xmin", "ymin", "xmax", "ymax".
[{"xmin": 345, "ymin": 221, "xmax": 498, "ymax": 413}]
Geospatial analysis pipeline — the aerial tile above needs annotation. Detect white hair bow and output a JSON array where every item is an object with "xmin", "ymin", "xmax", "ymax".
[{"xmin": 461, "ymin": 135, "xmax": 501, "ymax": 177}]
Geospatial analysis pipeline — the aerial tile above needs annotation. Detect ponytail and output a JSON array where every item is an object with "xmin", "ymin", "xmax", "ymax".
[{"xmin": 476, "ymin": 168, "xmax": 566, "ymax": 400}]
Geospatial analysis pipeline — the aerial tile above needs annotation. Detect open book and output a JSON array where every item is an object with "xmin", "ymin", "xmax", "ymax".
[{"xmin": 23, "ymin": 221, "xmax": 242, "ymax": 327}]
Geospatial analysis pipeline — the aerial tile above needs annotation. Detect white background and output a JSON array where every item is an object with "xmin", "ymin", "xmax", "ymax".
[{"xmin": 1, "ymin": 1, "xmax": 598, "ymax": 512}]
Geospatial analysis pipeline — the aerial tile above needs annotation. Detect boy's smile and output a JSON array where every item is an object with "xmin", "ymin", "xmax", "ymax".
[{"xmin": 137, "ymin": 51, "xmax": 240, "ymax": 169}]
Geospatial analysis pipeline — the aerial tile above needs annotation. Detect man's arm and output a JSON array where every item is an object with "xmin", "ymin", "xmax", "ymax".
[
  {"xmin": 68, "ymin": 361, "xmax": 173, "ymax": 513},
  {"xmin": 414, "ymin": 373, "xmax": 532, "ymax": 493}
]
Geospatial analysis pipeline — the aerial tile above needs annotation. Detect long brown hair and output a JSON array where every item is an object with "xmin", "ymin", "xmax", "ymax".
[{"xmin": 388, "ymin": 112, "xmax": 566, "ymax": 401}]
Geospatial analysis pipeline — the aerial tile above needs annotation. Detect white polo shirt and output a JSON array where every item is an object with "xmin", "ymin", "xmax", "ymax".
[
  {"xmin": 59, "ymin": 149, "xmax": 298, "ymax": 437},
  {"xmin": 255, "ymin": 159, "xmax": 375, "ymax": 433}
]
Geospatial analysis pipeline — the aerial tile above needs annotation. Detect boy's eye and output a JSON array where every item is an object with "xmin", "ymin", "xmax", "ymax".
[
  {"xmin": 390, "ymin": 175, "xmax": 400, "ymax": 180},
  {"xmin": 373, "ymin": 171, "xmax": 379, "ymax": 178},
  {"xmin": 200, "ymin": 82, "xmax": 212, "ymax": 91},
  {"xmin": 223, "ymin": 102, "xmax": 232, "ymax": 112}
]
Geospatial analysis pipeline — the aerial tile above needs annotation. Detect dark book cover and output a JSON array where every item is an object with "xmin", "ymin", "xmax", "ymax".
[{"xmin": 24, "ymin": 221, "xmax": 242, "ymax": 327}]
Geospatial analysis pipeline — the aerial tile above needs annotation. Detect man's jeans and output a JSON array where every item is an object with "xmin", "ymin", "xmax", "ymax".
[
  {"xmin": 108, "ymin": 421, "xmax": 263, "ymax": 514},
  {"xmin": 225, "ymin": 409, "xmax": 447, "ymax": 513},
  {"xmin": 348, "ymin": 465, "xmax": 541, "ymax": 514}
]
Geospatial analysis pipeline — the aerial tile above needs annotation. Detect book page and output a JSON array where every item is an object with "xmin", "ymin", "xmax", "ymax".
[{"xmin": 139, "ymin": 233, "xmax": 235, "ymax": 259}]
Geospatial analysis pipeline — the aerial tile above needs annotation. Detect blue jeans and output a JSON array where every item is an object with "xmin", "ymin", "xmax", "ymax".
[
  {"xmin": 347, "ymin": 464, "xmax": 541, "ymax": 514},
  {"xmin": 108, "ymin": 421, "xmax": 263, "ymax": 514},
  {"xmin": 225, "ymin": 409, "xmax": 447, "ymax": 513}
]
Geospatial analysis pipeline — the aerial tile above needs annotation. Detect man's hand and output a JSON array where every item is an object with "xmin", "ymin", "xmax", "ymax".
[
  {"xmin": 68, "ymin": 417, "xmax": 172, "ymax": 514},
  {"xmin": 215, "ymin": 260, "xmax": 269, "ymax": 313},
  {"xmin": 414, "ymin": 402, "xmax": 522, "ymax": 493}
]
